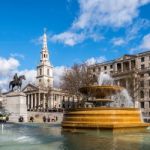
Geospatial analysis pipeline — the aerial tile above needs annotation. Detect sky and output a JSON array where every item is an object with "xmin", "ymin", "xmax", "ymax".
[{"xmin": 0, "ymin": 0, "xmax": 150, "ymax": 91}]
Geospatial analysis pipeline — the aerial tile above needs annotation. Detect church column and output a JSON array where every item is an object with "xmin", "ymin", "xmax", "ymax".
[
  {"xmin": 38, "ymin": 93, "xmax": 41, "ymax": 110},
  {"xmin": 26, "ymin": 94, "xmax": 28, "ymax": 109},
  {"xmin": 27, "ymin": 94, "xmax": 30, "ymax": 109},
  {"xmin": 50, "ymin": 93, "xmax": 53, "ymax": 109},
  {"xmin": 35, "ymin": 93, "xmax": 37, "ymax": 110},
  {"xmin": 31, "ymin": 94, "xmax": 33, "ymax": 110},
  {"xmin": 43, "ymin": 93, "xmax": 46, "ymax": 110},
  {"xmin": 121, "ymin": 62, "xmax": 123, "ymax": 72},
  {"xmin": 129, "ymin": 61, "xmax": 131, "ymax": 71}
]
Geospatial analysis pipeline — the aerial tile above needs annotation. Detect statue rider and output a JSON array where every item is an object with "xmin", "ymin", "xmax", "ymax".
[{"xmin": 13, "ymin": 73, "xmax": 18, "ymax": 84}]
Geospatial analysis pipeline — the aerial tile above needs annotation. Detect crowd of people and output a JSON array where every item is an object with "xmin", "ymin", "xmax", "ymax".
[{"xmin": 29, "ymin": 115, "xmax": 59, "ymax": 123}]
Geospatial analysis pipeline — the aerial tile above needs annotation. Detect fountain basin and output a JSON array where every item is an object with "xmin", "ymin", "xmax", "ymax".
[
  {"xmin": 79, "ymin": 85, "xmax": 123, "ymax": 98},
  {"xmin": 62, "ymin": 107, "xmax": 150, "ymax": 129}
]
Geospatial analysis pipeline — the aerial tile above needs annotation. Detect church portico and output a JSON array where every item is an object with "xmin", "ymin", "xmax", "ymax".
[{"xmin": 25, "ymin": 90, "xmax": 49, "ymax": 111}]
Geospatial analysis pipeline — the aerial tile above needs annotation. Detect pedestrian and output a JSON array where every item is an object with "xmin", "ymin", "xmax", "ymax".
[{"xmin": 43, "ymin": 116, "xmax": 46, "ymax": 122}]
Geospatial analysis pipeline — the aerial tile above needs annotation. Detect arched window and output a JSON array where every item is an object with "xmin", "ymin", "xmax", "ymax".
[{"xmin": 40, "ymin": 69, "xmax": 42, "ymax": 75}]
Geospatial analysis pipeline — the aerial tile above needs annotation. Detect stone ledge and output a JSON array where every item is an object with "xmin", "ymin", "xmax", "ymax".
[{"xmin": 6, "ymin": 91, "xmax": 26, "ymax": 97}]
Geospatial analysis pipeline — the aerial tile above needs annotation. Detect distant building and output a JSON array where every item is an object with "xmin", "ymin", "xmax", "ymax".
[
  {"xmin": 22, "ymin": 32, "xmax": 77, "ymax": 112},
  {"xmin": 88, "ymin": 51, "xmax": 150, "ymax": 120}
]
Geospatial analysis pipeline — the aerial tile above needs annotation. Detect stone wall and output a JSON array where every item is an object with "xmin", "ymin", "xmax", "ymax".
[{"xmin": 27, "ymin": 111, "xmax": 63, "ymax": 123}]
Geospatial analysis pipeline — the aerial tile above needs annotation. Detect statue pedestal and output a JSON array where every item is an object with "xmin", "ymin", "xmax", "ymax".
[{"xmin": 5, "ymin": 92, "xmax": 27, "ymax": 122}]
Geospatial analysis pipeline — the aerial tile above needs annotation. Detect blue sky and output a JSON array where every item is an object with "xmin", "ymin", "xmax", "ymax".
[{"xmin": 0, "ymin": 0, "xmax": 150, "ymax": 91}]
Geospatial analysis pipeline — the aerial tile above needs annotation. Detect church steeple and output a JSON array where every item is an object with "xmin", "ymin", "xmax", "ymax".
[
  {"xmin": 40, "ymin": 30, "xmax": 50, "ymax": 65},
  {"xmin": 36, "ymin": 30, "xmax": 53, "ymax": 87},
  {"xmin": 43, "ymin": 31, "xmax": 48, "ymax": 49}
]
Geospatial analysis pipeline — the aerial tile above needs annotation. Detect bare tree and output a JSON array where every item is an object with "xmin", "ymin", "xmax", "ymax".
[{"xmin": 61, "ymin": 63, "xmax": 97, "ymax": 105}]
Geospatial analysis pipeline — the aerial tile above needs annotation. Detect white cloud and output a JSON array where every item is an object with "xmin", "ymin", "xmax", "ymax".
[
  {"xmin": 129, "ymin": 33, "xmax": 150, "ymax": 54},
  {"xmin": 51, "ymin": 32, "xmax": 85, "ymax": 46},
  {"xmin": 53, "ymin": 66, "xmax": 66, "ymax": 87},
  {"xmin": 85, "ymin": 56, "xmax": 106, "ymax": 66},
  {"xmin": 140, "ymin": 33, "xmax": 150, "ymax": 50},
  {"xmin": 125, "ymin": 18, "xmax": 150, "ymax": 42},
  {"xmin": 31, "ymin": 35, "xmax": 43, "ymax": 45},
  {"xmin": 0, "ymin": 57, "xmax": 20, "ymax": 77},
  {"xmin": 0, "ymin": 56, "xmax": 37, "ymax": 92},
  {"xmin": 74, "ymin": 0, "xmax": 150, "ymax": 29},
  {"xmin": 50, "ymin": 0, "xmax": 150, "ymax": 46},
  {"xmin": 10, "ymin": 53, "xmax": 25, "ymax": 59},
  {"xmin": 112, "ymin": 37, "xmax": 125, "ymax": 46},
  {"xmin": 18, "ymin": 69, "xmax": 37, "ymax": 86}
]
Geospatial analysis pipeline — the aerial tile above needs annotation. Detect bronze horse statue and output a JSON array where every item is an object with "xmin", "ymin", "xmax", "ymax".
[{"xmin": 9, "ymin": 75, "xmax": 26, "ymax": 91}]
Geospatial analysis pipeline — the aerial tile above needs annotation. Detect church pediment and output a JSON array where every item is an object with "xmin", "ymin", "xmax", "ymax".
[
  {"xmin": 22, "ymin": 84, "xmax": 39, "ymax": 92},
  {"xmin": 115, "ymin": 54, "xmax": 136, "ymax": 61}
]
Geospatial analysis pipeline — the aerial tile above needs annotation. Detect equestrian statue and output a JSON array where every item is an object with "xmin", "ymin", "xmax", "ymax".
[{"xmin": 9, "ymin": 73, "xmax": 26, "ymax": 91}]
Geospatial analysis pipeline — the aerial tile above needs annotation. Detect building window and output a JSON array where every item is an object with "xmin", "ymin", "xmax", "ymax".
[
  {"xmin": 141, "ymin": 102, "xmax": 144, "ymax": 108},
  {"xmin": 149, "ymin": 102, "xmax": 150, "ymax": 108},
  {"xmin": 93, "ymin": 74, "xmax": 96, "ymax": 80},
  {"xmin": 110, "ymin": 65, "xmax": 113, "ymax": 69},
  {"xmin": 104, "ymin": 66, "xmax": 107, "ymax": 70},
  {"xmin": 141, "ymin": 57, "xmax": 145, "ymax": 62},
  {"xmin": 140, "ymin": 74, "xmax": 144, "ymax": 77},
  {"xmin": 140, "ymin": 81, "xmax": 144, "ymax": 87},
  {"xmin": 140, "ymin": 91, "xmax": 144, "ymax": 98},
  {"xmin": 93, "ymin": 68, "xmax": 95, "ymax": 72},
  {"xmin": 47, "ymin": 69, "xmax": 49, "ymax": 75},
  {"xmin": 40, "ymin": 69, "xmax": 42, "ymax": 75},
  {"xmin": 141, "ymin": 64, "xmax": 145, "ymax": 70},
  {"xmin": 39, "ymin": 79, "xmax": 41, "ymax": 82}
]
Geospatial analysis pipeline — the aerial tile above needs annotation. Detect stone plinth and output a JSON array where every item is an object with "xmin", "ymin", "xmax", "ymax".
[{"xmin": 5, "ymin": 91, "xmax": 27, "ymax": 122}]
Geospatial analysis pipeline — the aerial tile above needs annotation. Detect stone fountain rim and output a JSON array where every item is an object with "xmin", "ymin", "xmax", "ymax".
[
  {"xmin": 79, "ymin": 85, "xmax": 124, "ymax": 90},
  {"xmin": 64, "ymin": 107, "xmax": 139, "ymax": 111}
]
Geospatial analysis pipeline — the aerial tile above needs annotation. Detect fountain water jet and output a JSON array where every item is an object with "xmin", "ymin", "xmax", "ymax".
[{"xmin": 62, "ymin": 73, "xmax": 150, "ymax": 129}]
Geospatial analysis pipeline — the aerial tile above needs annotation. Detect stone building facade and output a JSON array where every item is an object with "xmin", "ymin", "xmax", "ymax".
[
  {"xmin": 22, "ymin": 32, "xmax": 77, "ymax": 112},
  {"xmin": 88, "ymin": 51, "xmax": 150, "ymax": 120}
]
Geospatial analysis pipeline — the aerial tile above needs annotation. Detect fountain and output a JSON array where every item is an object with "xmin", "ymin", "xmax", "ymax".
[{"xmin": 62, "ymin": 72, "xmax": 150, "ymax": 129}]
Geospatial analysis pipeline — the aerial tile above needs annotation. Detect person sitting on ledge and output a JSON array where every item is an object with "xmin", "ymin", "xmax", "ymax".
[
  {"xmin": 29, "ymin": 116, "xmax": 34, "ymax": 122},
  {"xmin": 47, "ymin": 117, "xmax": 50, "ymax": 122},
  {"xmin": 43, "ymin": 116, "xmax": 46, "ymax": 122}
]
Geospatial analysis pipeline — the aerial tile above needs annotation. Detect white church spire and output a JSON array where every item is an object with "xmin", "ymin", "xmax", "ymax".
[
  {"xmin": 36, "ymin": 29, "xmax": 53, "ymax": 88},
  {"xmin": 42, "ymin": 28, "xmax": 48, "ymax": 50},
  {"xmin": 40, "ymin": 29, "xmax": 50, "ymax": 64}
]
